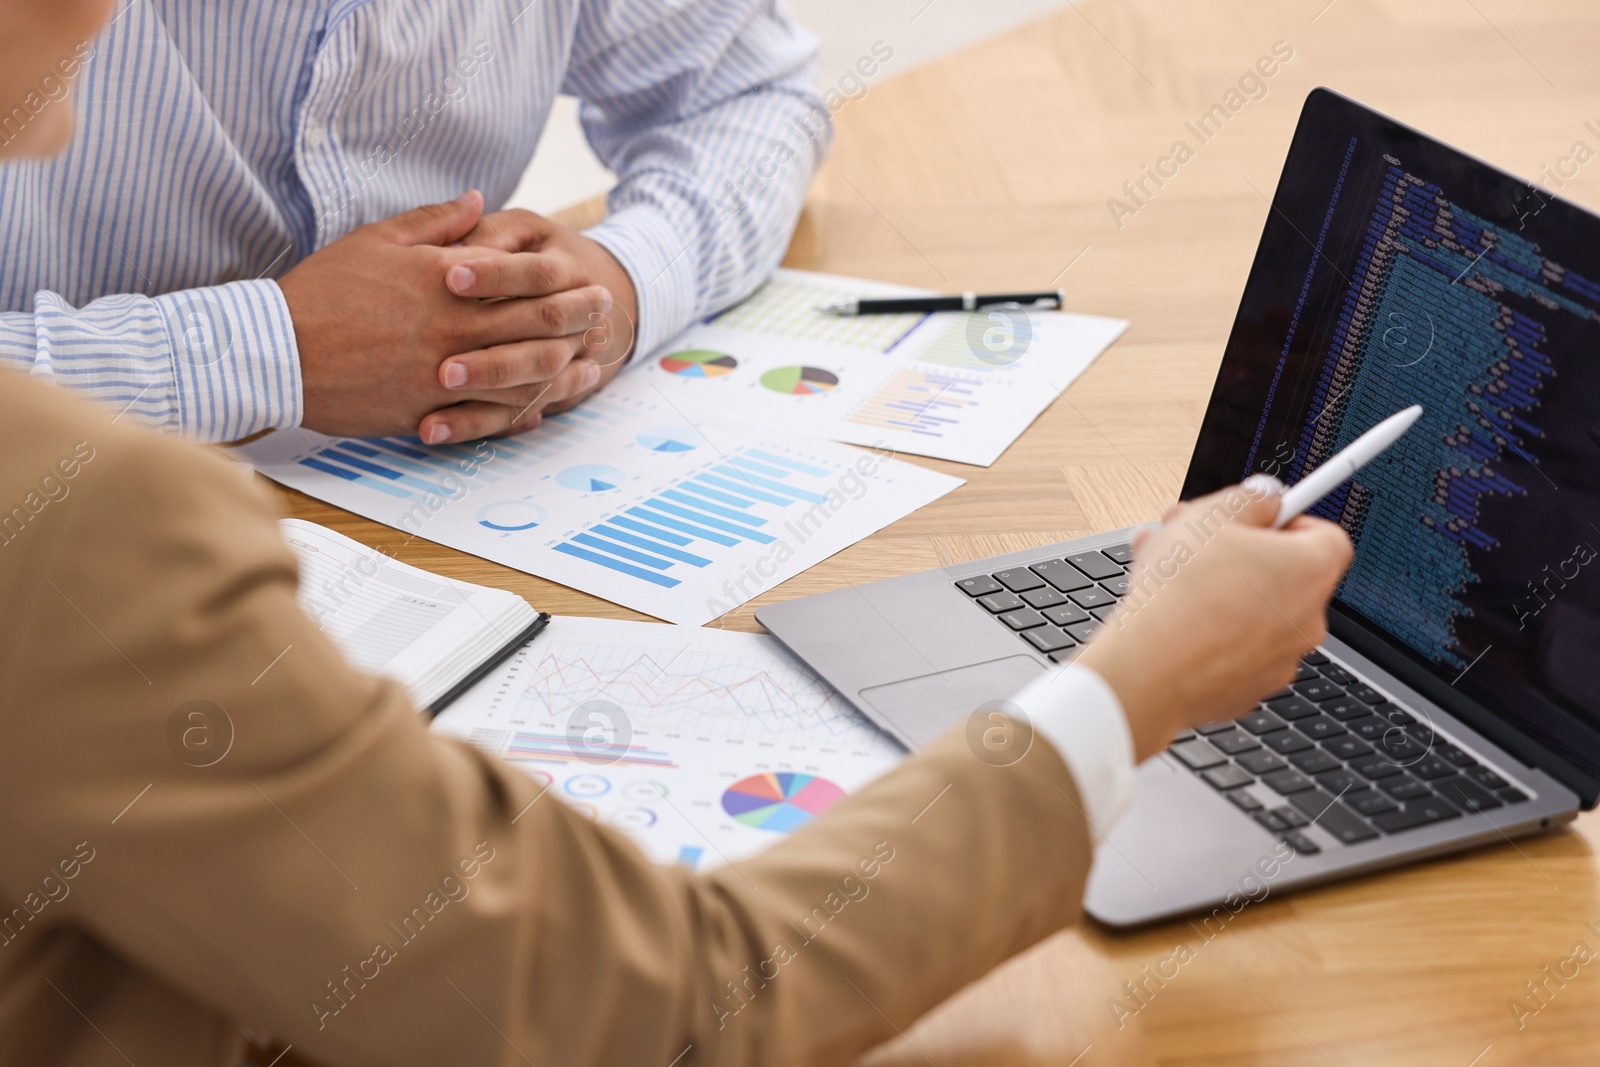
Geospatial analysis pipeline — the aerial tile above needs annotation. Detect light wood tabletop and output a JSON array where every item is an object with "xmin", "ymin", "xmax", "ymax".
[{"xmin": 272, "ymin": 1, "xmax": 1600, "ymax": 1063}]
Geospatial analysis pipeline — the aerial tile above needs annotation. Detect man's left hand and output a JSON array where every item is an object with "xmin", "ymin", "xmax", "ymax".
[{"xmin": 424, "ymin": 209, "xmax": 639, "ymax": 443}]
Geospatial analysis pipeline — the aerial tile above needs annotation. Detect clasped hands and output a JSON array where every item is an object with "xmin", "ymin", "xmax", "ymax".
[{"xmin": 279, "ymin": 191, "xmax": 637, "ymax": 444}]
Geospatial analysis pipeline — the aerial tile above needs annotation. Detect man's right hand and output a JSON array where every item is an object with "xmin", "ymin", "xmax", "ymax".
[
  {"xmin": 277, "ymin": 192, "xmax": 614, "ymax": 441},
  {"xmin": 1076, "ymin": 481, "xmax": 1354, "ymax": 763}
]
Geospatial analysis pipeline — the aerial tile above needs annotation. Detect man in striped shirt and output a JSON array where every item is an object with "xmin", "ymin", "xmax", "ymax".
[{"xmin": 0, "ymin": 0, "xmax": 830, "ymax": 445}]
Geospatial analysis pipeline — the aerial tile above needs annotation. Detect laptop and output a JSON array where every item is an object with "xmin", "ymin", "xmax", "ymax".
[{"xmin": 757, "ymin": 88, "xmax": 1600, "ymax": 927}]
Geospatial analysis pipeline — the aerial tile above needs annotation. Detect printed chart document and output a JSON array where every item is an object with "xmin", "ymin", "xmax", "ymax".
[
  {"xmin": 624, "ymin": 268, "xmax": 1128, "ymax": 466},
  {"xmin": 282, "ymin": 519, "xmax": 544, "ymax": 710},
  {"xmin": 243, "ymin": 393, "xmax": 962, "ymax": 626},
  {"xmin": 431, "ymin": 617, "xmax": 904, "ymax": 868}
]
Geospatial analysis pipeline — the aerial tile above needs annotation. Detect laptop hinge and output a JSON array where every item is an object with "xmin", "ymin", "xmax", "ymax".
[{"xmin": 1329, "ymin": 604, "xmax": 1600, "ymax": 809}]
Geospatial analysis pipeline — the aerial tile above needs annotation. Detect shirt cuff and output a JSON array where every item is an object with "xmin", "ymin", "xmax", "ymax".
[
  {"xmin": 1011, "ymin": 664, "xmax": 1137, "ymax": 842},
  {"xmin": 585, "ymin": 204, "xmax": 699, "ymax": 364},
  {"xmin": 155, "ymin": 279, "xmax": 304, "ymax": 443}
]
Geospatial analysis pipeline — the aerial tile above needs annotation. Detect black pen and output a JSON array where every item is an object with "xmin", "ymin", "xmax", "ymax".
[{"xmin": 817, "ymin": 289, "xmax": 1066, "ymax": 316}]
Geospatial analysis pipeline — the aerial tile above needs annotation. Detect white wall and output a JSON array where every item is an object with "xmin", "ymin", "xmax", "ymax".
[{"xmin": 505, "ymin": 0, "xmax": 1074, "ymax": 215}]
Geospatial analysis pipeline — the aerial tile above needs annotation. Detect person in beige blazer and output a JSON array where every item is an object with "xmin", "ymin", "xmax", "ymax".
[{"xmin": 0, "ymin": 2, "xmax": 1354, "ymax": 1065}]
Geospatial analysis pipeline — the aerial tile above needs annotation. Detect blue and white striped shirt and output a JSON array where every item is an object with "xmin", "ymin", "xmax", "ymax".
[{"xmin": 0, "ymin": 0, "xmax": 828, "ymax": 441}]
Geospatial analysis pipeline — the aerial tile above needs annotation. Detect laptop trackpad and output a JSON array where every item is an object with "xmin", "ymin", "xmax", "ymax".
[{"xmin": 860, "ymin": 655, "xmax": 1047, "ymax": 749}]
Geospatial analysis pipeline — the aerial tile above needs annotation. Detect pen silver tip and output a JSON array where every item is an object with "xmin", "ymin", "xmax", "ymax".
[{"xmin": 817, "ymin": 302, "xmax": 851, "ymax": 315}]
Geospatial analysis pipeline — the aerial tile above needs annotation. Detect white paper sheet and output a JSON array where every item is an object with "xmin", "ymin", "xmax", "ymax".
[
  {"xmin": 430, "ymin": 617, "xmax": 904, "ymax": 868},
  {"xmin": 240, "ymin": 392, "xmax": 961, "ymax": 625},
  {"xmin": 624, "ymin": 268, "xmax": 1128, "ymax": 466}
]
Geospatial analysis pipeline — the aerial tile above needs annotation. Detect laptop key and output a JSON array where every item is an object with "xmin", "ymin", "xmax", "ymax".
[
  {"xmin": 1292, "ymin": 664, "xmax": 1320, "ymax": 684},
  {"xmin": 1041, "ymin": 602, "xmax": 1091, "ymax": 627},
  {"xmin": 1238, "ymin": 750, "xmax": 1288, "ymax": 775},
  {"xmin": 1435, "ymin": 777, "xmax": 1503, "ymax": 813},
  {"xmin": 1239, "ymin": 709, "xmax": 1287, "ymax": 735},
  {"xmin": 1372, "ymin": 702, "xmax": 1414, "ymax": 726},
  {"xmin": 1263, "ymin": 769, "xmax": 1315, "ymax": 795},
  {"xmin": 1288, "ymin": 750, "xmax": 1340, "ymax": 775},
  {"xmin": 1350, "ymin": 792, "xmax": 1398, "ymax": 817},
  {"xmin": 956, "ymin": 575, "xmax": 1004, "ymax": 597},
  {"xmin": 1376, "ymin": 733, "xmax": 1427, "ymax": 761},
  {"xmin": 1263, "ymin": 730, "xmax": 1314, "ymax": 754},
  {"xmin": 1497, "ymin": 787, "xmax": 1530, "ymax": 804},
  {"xmin": 1169, "ymin": 740, "xmax": 1228, "ymax": 770},
  {"xmin": 1304, "ymin": 798, "xmax": 1380, "ymax": 844},
  {"xmin": 1031, "ymin": 559, "xmax": 1094, "ymax": 592},
  {"xmin": 1347, "ymin": 717, "xmax": 1388, "ymax": 742},
  {"xmin": 1229, "ymin": 790, "xmax": 1265, "ymax": 813},
  {"xmin": 1210, "ymin": 730, "xmax": 1261, "ymax": 755},
  {"xmin": 1289, "ymin": 789, "xmax": 1338, "ymax": 820},
  {"xmin": 1321, "ymin": 697, "xmax": 1370, "ymax": 721},
  {"xmin": 1173, "ymin": 729, "xmax": 1196, "ymax": 742},
  {"xmin": 1281, "ymin": 830, "xmax": 1321, "ymax": 855},
  {"xmin": 1371, "ymin": 796, "xmax": 1461, "ymax": 833},
  {"xmin": 1100, "ymin": 574, "xmax": 1131, "ymax": 597},
  {"xmin": 1435, "ymin": 744, "xmax": 1478, "ymax": 768},
  {"xmin": 1272, "ymin": 806, "xmax": 1309, "ymax": 828},
  {"xmin": 976, "ymin": 591, "xmax": 1025, "ymax": 614},
  {"xmin": 1349, "ymin": 684, "xmax": 1386, "ymax": 704},
  {"xmin": 1089, "ymin": 606, "xmax": 1118, "ymax": 623},
  {"xmin": 1322, "ymin": 736, "xmax": 1373, "ymax": 762},
  {"xmin": 1202, "ymin": 764, "xmax": 1254, "ymax": 791},
  {"xmin": 1318, "ymin": 664, "xmax": 1356, "ymax": 685},
  {"xmin": 997, "ymin": 608, "xmax": 1046, "ymax": 631},
  {"xmin": 1021, "ymin": 586, "xmax": 1068, "ymax": 610},
  {"xmin": 1464, "ymin": 766, "xmax": 1510, "ymax": 791},
  {"xmin": 1196, "ymin": 721, "xmax": 1237, "ymax": 735},
  {"xmin": 1315, "ymin": 769, "xmax": 1363, "ymax": 795},
  {"xmin": 1254, "ymin": 810, "xmax": 1291, "ymax": 833},
  {"xmin": 1377, "ymin": 776, "xmax": 1431, "ymax": 802},
  {"xmin": 1066, "ymin": 551, "xmax": 1122, "ymax": 580},
  {"xmin": 1296, "ymin": 715, "xmax": 1346, "ymax": 742},
  {"xmin": 1266, "ymin": 695, "xmax": 1321, "ymax": 721},
  {"xmin": 1408, "ymin": 756, "xmax": 1457, "ymax": 781},
  {"xmin": 1064, "ymin": 619, "xmax": 1102, "ymax": 643},
  {"xmin": 1102, "ymin": 543, "xmax": 1135, "ymax": 565},
  {"xmin": 1022, "ymin": 626, "xmax": 1075, "ymax": 654},
  {"xmin": 1351, "ymin": 755, "xmax": 1404, "ymax": 780},
  {"xmin": 1294, "ymin": 679, "xmax": 1344, "ymax": 703},
  {"xmin": 1068, "ymin": 587, "xmax": 1116, "ymax": 610},
  {"xmin": 993, "ymin": 567, "xmax": 1045, "ymax": 594},
  {"xmin": 1047, "ymin": 649, "xmax": 1078, "ymax": 665},
  {"xmin": 1301, "ymin": 650, "xmax": 1330, "ymax": 666}
]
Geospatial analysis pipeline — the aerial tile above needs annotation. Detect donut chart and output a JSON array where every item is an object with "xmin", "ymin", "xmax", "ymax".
[
  {"xmin": 760, "ymin": 366, "xmax": 839, "ymax": 396},
  {"xmin": 720, "ymin": 772, "xmax": 845, "ymax": 833},
  {"xmin": 661, "ymin": 350, "xmax": 738, "ymax": 378}
]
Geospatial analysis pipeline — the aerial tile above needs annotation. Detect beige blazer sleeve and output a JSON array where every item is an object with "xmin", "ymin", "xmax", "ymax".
[{"xmin": 0, "ymin": 372, "xmax": 1096, "ymax": 1067}]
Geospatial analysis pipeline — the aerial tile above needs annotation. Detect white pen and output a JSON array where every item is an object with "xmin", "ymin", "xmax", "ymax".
[{"xmin": 1271, "ymin": 404, "xmax": 1423, "ymax": 527}]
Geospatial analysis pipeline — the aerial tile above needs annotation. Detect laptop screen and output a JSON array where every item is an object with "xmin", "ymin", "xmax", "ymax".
[{"xmin": 1183, "ymin": 88, "xmax": 1600, "ymax": 780}]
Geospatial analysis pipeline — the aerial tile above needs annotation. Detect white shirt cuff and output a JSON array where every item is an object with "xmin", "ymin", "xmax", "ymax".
[{"xmin": 1010, "ymin": 664, "xmax": 1136, "ymax": 842}]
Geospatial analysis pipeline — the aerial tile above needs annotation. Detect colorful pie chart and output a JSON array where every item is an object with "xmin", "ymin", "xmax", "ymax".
[
  {"xmin": 720, "ymin": 772, "xmax": 846, "ymax": 833},
  {"xmin": 660, "ymin": 349, "xmax": 738, "ymax": 378},
  {"xmin": 556, "ymin": 464, "xmax": 625, "ymax": 492},
  {"xmin": 760, "ymin": 365, "xmax": 839, "ymax": 396}
]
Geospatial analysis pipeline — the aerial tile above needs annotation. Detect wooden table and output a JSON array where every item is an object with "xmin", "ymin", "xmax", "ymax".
[{"xmin": 275, "ymin": 1, "xmax": 1600, "ymax": 1062}]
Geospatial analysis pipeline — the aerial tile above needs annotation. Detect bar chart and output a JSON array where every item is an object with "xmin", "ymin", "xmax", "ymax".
[{"xmin": 240, "ymin": 392, "xmax": 962, "ymax": 624}]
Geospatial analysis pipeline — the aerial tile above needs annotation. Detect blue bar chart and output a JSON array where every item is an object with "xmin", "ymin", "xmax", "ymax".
[{"xmin": 240, "ymin": 389, "xmax": 961, "ymax": 624}]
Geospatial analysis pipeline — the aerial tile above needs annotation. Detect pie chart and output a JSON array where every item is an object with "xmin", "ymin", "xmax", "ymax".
[
  {"xmin": 660, "ymin": 350, "xmax": 738, "ymax": 378},
  {"xmin": 636, "ymin": 426, "xmax": 702, "ymax": 453},
  {"xmin": 476, "ymin": 500, "xmax": 547, "ymax": 532},
  {"xmin": 556, "ymin": 464, "xmax": 625, "ymax": 492},
  {"xmin": 720, "ymin": 772, "xmax": 846, "ymax": 833},
  {"xmin": 760, "ymin": 366, "xmax": 839, "ymax": 396}
]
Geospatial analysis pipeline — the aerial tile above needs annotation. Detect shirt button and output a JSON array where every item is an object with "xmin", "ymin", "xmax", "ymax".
[{"xmin": 303, "ymin": 123, "xmax": 327, "ymax": 149}]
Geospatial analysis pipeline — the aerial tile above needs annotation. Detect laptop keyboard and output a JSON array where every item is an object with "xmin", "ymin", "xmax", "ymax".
[
  {"xmin": 954, "ymin": 543, "xmax": 1135, "ymax": 662},
  {"xmin": 956, "ymin": 546, "xmax": 1533, "ymax": 855}
]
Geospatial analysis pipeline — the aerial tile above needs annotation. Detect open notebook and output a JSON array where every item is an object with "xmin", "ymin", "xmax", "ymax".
[{"xmin": 280, "ymin": 519, "xmax": 548, "ymax": 714}]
